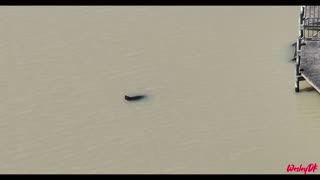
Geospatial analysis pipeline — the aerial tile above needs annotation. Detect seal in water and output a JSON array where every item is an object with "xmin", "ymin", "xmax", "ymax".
[{"xmin": 125, "ymin": 95, "xmax": 146, "ymax": 101}]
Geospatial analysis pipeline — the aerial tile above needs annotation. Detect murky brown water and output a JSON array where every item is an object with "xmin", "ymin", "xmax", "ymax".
[{"xmin": 0, "ymin": 6, "xmax": 318, "ymax": 174}]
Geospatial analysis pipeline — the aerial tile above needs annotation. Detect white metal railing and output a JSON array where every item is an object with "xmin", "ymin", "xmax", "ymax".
[{"xmin": 301, "ymin": 6, "xmax": 320, "ymax": 40}]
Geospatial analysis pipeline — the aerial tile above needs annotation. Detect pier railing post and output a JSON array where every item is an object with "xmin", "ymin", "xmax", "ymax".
[
  {"xmin": 299, "ymin": 6, "xmax": 304, "ymax": 38},
  {"xmin": 296, "ymin": 38, "xmax": 301, "ymax": 92},
  {"xmin": 295, "ymin": 6, "xmax": 305, "ymax": 93}
]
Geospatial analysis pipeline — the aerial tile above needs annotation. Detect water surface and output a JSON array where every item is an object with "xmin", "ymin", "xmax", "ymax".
[{"xmin": 0, "ymin": 6, "xmax": 317, "ymax": 174}]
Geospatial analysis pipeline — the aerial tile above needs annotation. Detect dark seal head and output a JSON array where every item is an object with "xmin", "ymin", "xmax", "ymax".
[{"xmin": 124, "ymin": 95, "xmax": 146, "ymax": 101}]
